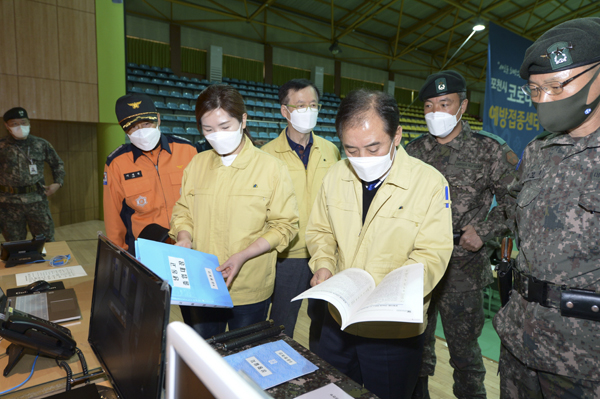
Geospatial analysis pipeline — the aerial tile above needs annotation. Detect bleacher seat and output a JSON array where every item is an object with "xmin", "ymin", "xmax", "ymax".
[
  {"xmin": 167, "ymin": 102, "xmax": 179, "ymax": 110},
  {"xmin": 172, "ymin": 127, "xmax": 186, "ymax": 135},
  {"xmin": 180, "ymin": 104, "xmax": 192, "ymax": 111},
  {"xmin": 183, "ymin": 92, "xmax": 195, "ymax": 99},
  {"xmin": 176, "ymin": 116, "xmax": 190, "ymax": 122},
  {"xmin": 250, "ymin": 131, "xmax": 259, "ymax": 139},
  {"xmin": 127, "ymin": 76, "xmax": 139, "ymax": 82},
  {"xmin": 154, "ymin": 101, "xmax": 167, "ymax": 109},
  {"xmin": 186, "ymin": 83, "xmax": 199, "ymax": 90},
  {"xmin": 247, "ymin": 121, "xmax": 259, "ymax": 128},
  {"xmin": 258, "ymin": 122, "xmax": 270, "ymax": 129},
  {"xmin": 163, "ymin": 80, "xmax": 175, "ymax": 86},
  {"xmin": 151, "ymin": 66, "xmax": 161, "ymax": 72},
  {"xmin": 247, "ymin": 110, "xmax": 256, "ymax": 118},
  {"xmin": 258, "ymin": 132, "xmax": 269, "ymax": 139},
  {"xmin": 132, "ymin": 69, "xmax": 144, "ymax": 75},
  {"xmin": 176, "ymin": 82, "xmax": 186, "ymax": 88},
  {"xmin": 139, "ymin": 64, "xmax": 151, "ymax": 70},
  {"xmin": 191, "ymin": 78, "xmax": 201, "ymax": 83},
  {"xmin": 127, "ymin": 62, "xmax": 138, "ymax": 68},
  {"xmin": 145, "ymin": 71, "xmax": 157, "ymax": 77},
  {"xmin": 145, "ymin": 88, "xmax": 157, "ymax": 95},
  {"xmin": 181, "ymin": 76, "xmax": 190, "ymax": 81},
  {"xmin": 161, "ymin": 114, "xmax": 177, "ymax": 121},
  {"xmin": 269, "ymin": 132, "xmax": 278, "ymax": 139},
  {"xmin": 265, "ymin": 112, "xmax": 274, "ymax": 119},
  {"xmin": 170, "ymin": 91, "xmax": 182, "ymax": 98},
  {"xmin": 130, "ymin": 87, "xmax": 144, "ymax": 93},
  {"xmin": 256, "ymin": 101, "xmax": 264, "ymax": 108},
  {"xmin": 231, "ymin": 78, "xmax": 240, "ymax": 83},
  {"xmin": 158, "ymin": 89, "xmax": 170, "ymax": 96},
  {"xmin": 314, "ymin": 126, "xmax": 323, "ymax": 133},
  {"xmin": 255, "ymin": 111, "xmax": 265, "ymax": 118},
  {"xmin": 186, "ymin": 128, "xmax": 200, "ymax": 135},
  {"xmin": 332, "ymin": 136, "xmax": 340, "ymax": 143},
  {"xmin": 246, "ymin": 99, "xmax": 256, "ymax": 106},
  {"xmin": 325, "ymin": 136, "xmax": 333, "ymax": 141},
  {"xmin": 151, "ymin": 78, "xmax": 163, "ymax": 85},
  {"xmin": 163, "ymin": 67, "xmax": 173, "ymax": 74},
  {"xmin": 160, "ymin": 126, "xmax": 172, "ymax": 134},
  {"xmin": 239, "ymin": 90, "xmax": 248, "ymax": 96}
]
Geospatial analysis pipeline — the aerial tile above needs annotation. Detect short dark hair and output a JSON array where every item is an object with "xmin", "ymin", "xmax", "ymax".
[
  {"xmin": 278, "ymin": 79, "xmax": 320, "ymax": 105},
  {"xmin": 335, "ymin": 89, "xmax": 399, "ymax": 140}
]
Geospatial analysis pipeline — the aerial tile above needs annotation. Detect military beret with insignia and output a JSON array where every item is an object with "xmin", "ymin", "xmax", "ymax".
[
  {"xmin": 418, "ymin": 70, "xmax": 467, "ymax": 102},
  {"xmin": 115, "ymin": 93, "xmax": 158, "ymax": 131},
  {"xmin": 3, "ymin": 107, "xmax": 28, "ymax": 122},
  {"xmin": 520, "ymin": 17, "xmax": 600, "ymax": 80}
]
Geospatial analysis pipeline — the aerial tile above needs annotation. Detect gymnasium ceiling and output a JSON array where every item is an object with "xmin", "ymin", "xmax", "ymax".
[{"xmin": 125, "ymin": 0, "xmax": 600, "ymax": 92}]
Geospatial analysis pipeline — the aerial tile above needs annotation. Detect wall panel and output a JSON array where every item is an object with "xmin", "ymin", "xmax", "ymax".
[
  {"xmin": 57, "ymin": 0, "xmax": 94, "ymax": 13},
  {"xmin": 0, "ymin": 0, "xmax": 17, "ymax": 75},
  {"xmin": 0, "ymin": 75, "xmax": 20, "ymax": 116},
  {"xmin": 58, "ymin": 7, "xmax": 97, "ymax": 84},
  {"xmin": 61, "ymin": 81, "xmax": 98, "ymax": 122},
  {"xmin": 15, "ymin": 0, "xmax": 60, "ymax": 79},
  {"xmin": 18, "ymin": 77, "xmax": 62, "ymax": 120}
]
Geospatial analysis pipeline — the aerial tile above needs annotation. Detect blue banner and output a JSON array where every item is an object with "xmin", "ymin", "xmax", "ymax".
[{"xmin": 483, "ymin": 23, "xmax": 544, "ymax": 157}]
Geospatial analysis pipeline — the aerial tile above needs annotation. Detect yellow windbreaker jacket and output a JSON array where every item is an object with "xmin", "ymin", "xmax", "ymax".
[
  {"xmin": 305, "ymin": 145, "xmax": 453, "ymax": 339},
  {"xmin": 170, "ymin": 138, "xmax": 299, "ymax": 306},
  {"xmin": 261, "ymin": 130, "xmax": 340, "ymax": 258}
]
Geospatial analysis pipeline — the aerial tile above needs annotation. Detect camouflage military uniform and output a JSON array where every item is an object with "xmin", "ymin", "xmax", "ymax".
[
  {"xmin": 406, "ymin": 121, "xmax": 518, "ymax": 399},
  {"xmin": 0, "ymin": 134, "xmax": 65, "ymax": 242},
  {"xmin": 493, "ymin": 128, "xmax": 600, "ymax": 398}
]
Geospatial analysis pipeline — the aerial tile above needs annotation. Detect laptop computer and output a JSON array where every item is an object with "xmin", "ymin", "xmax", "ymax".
[{"xmin": 6, "ymin": 288, "xmax": 81, "ymax": 323}]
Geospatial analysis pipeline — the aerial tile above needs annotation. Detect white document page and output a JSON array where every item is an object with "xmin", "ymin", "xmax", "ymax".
[
  {"xmin": 345, "ymin": 263, "xmax": 424, "ymax": 327},
  {"xmin": 292, "ymin": 268, "xmax": 375, "ymax": 323},
  {"xmin": 15, "ymin": 265, "xmax": 87, "ymax": 286},
  {"xmin": 295, "ymin": 383, "xmax": 354, "ymax": 399}
]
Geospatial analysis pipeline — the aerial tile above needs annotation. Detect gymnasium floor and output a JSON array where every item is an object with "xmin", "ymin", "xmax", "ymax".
[{"xmin": 2, "ymin": 220, "xmax": 500, "ymax": 398}]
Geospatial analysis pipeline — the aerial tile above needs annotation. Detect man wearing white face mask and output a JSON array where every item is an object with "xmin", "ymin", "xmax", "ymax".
[
  {"xmin": 305, "ymin": 89, "xmax": 453, "ymax": 399},
  {"xmin": 103, "ymin": 94, "xmax": 198, "ymax": 255},
  {"xmin": 405, "ymin": 71, "xmax": 518, "ymax": 399},
  {"xmin": 0, "ymin": 107, "xmax": 65, "ymax": 242},
  {"xmin": 262, "ymin": 79, "xmax": 340, "ymax": 351}
]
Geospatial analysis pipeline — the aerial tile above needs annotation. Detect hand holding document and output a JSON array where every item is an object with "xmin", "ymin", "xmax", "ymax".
[{"xmin": 292, "ymin": 263, "xmax": 424, "ymax": 330}]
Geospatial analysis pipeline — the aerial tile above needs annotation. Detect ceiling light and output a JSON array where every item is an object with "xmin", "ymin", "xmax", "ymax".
[
  {"xmin": 329, "ymin": 41, "xmax": 342, "ymax": 55},
  {"xmin": 473, "ymin": 23, "xmax": 486, "ymax": 31}
]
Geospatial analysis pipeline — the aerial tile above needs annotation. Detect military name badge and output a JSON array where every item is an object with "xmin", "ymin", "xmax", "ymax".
[
  {"xmin": 103, "ymin": 172, "xmax": 108, "ymax": 185},
  {"xmin": 29, "ymin": 164, "xmax": 38, "ymax": 175},
  {"xmin": 545, "ymin": 41, "xmax": 573, "ymax": 70},
  {"xmin": 435, "ymin": 78, "xmax": 447, "ymax": 94}
]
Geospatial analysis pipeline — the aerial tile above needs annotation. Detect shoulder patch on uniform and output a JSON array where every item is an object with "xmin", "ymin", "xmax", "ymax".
[
  {"xmin": 474, "ymin": 130, "xmax": 506, "ymax": 145},
  {"xmin": 506, "ymin": 150, "xmax": 519, "ymax": 166}
]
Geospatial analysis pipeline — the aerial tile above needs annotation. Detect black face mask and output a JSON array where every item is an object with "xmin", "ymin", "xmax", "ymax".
[{"xmin": 534, "ymin": 66, "xmax": 600, "ymax": 134}]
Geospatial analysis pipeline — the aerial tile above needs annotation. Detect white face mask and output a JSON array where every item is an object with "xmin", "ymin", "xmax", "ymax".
[
  {"xmin": 424, "ymin": 104, "xmax": 463, "ymax": 138},
  {"xmin": 9, "ymin": 125, "xmax": 30, "ymax": 140},
  {"xmin": 347, "ymin": 140, "xmax": 396, "ymax": 182},
  {"xmin": 205, "ymin": 124, "xmax": 243, "ymax": 155},
  {"xmin": 128, "ymin": 127, "xmax": 161, "ymax": 151},
  {"xmin": 287, "ymin": 107, "xmax": 318, "ymax": 134}
]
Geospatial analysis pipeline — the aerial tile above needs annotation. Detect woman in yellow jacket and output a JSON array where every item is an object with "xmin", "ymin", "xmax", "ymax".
[
  {"xmin": 305, "ymin": 89, "xmax": 453, "ymax": 399},
  {"xmin": 170, "ymin": 85, "xmax": 299, "ymax": 338}
]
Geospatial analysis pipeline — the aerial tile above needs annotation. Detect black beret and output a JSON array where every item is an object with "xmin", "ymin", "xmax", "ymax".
[
  {"xmin": 418, "ymin": 70, "xmax": 467, "ymax": 102},
  {"xmin": 115, "ymin": 93, "xmax": 158, "ymax": 130},
  {"xmin": 3, "ymin": 107, "xmax": 28, "ymax": 122},
  {"xmin": 520, "ymin": 17, "xmax": 600, "ymax": 80}
]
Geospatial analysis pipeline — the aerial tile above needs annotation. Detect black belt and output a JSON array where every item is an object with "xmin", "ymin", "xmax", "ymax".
[
  {"xmin": 0, "ymin": 184, "xmax": 39, "ymax": 194},
  {"xmin": 514, "ymin": 270, "xmax": 600, "ymax": 321}
]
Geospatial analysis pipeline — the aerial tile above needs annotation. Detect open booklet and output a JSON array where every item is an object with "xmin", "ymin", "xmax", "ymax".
[{"xmin": 292, "ymin": 263, "xmax": 424, "ymax": 330}]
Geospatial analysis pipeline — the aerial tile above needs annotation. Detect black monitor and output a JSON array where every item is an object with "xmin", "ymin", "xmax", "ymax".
[
  {"xmin": 1, "ymin": 235, "xmax": 45, "ymax": 268},
  {"xmin": 88, "ymin": 235, "xmax": 171, "ymax": 399}
]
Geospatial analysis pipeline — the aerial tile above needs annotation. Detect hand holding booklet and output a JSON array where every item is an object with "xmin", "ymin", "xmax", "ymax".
[
  {"xmin": 135, "ymin": 238, "xmax": 233, "ymax": 308},
  {"xmin": 292, "ymin": 263, "xmax": 424, "ymax": 330}
]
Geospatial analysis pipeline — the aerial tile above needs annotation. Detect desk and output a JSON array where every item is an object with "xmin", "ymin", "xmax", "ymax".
[
  {"xmin": 1, "ymin": 241, "xmax": 104, "ymax": 398},
  {"xmin": 214, "ymin": 334, "xmax": 378, "ymax": 399}
]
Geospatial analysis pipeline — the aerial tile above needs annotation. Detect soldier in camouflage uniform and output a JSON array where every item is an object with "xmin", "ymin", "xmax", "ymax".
[
  {"xmin": 406, "ymin": 71, "xmax": 518, "ymax": 399},
  {"xmin": 0, "ymin": 107, "xmax": 64, "ymax": 242},
  {"xmin": 493, "ymin": 18, "xmax": 600, "ymax": 398}
]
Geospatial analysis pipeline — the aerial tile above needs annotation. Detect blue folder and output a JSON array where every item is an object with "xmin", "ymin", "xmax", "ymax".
[{"xmin": 135, "ymin": 238, "xmax": 233, "ymax": 308}]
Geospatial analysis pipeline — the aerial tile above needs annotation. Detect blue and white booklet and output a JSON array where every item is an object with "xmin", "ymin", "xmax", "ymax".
[
  {"xmin": 135, "ymin": 238, "xmax": 233, "ymax": 308},
  {"xmin": 224, "ymin": 340, "xmax": 318, "ymax": 390}
]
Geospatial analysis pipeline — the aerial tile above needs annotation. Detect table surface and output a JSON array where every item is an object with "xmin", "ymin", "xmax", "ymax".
[
  {"xmin": 1, "ymin": 241, "xmax": 104, "ymax": 398},
  {"xmin": 215, "ymin": 334, "xmax": 378, "ymax": 399}
]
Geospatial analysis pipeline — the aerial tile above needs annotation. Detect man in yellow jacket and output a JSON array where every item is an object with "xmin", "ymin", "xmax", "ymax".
[
  {"xmin": 305, "ymin": 89, "xmax": 453, "ymax": 399},
  {"xmin": 262, "ymin": 79, "xmax": 340, "ymax": 350}
]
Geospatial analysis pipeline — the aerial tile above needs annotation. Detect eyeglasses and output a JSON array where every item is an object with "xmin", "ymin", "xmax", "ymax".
[
  {"xmin": 286, "ymin": 103, "xmax": 322, "ymax": 113},
  {"xmin": 521, "ymin": 62, "xmax": 600, "ymax": 98}
]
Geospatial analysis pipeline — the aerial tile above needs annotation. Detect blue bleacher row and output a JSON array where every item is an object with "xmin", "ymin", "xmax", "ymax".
[{"xmin": 159, "ymin": 121, "xmax": 338, "ymax": 136}]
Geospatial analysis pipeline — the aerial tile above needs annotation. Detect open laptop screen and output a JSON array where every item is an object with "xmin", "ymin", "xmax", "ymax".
[{"xmin": 88, "ymin": 235, "xmax": 171, "ymax": 399}]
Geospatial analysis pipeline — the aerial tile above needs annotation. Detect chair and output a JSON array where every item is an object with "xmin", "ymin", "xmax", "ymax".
[
  {"xmin": 163, "ymin": 67, "xmax": 173, "ymax": 74},
  {"xmin": 176, "ymin": 116, "xmax": 190, "ymax": 122},
  {"xmin": 161, "ymin": 114, "xmax": 177, "ymax": 121},
  {"xmin": 163, "ymin": 80, "xmax": 175, "ymax": 86},
  {"xmin": 180, "ymin": 104, "xmax": 192, "ymax": 111},
  {"xmin": 172, "ymin": 127, "xmax": 186, "ymax": 135},
  {"xmin": 170, "ymin": 91, "xmax": 182, "ymax": 98},
  {"xmin": 186, "ymin": 127, "xmax": 200, "ymax": 135},
  {"xmin": 269, "ymin": 132, "xmax": 278, "ymax": 139},
  {"xmin": 258, "ymin": 132, "xmax": 269, "ymax": 139},
  {"xmin": 139, "ymin": 64, "xmax": 151, "ymax": 70},
  {"xmin": 176, "ymin": 81, "xmax": 186, "ymax": 88},
  {"xmin": 145, "ymin": 88, "xmax": 158, "ymax": 95},
  {"xmin": 130, "ymin": 86, "xmax": 144, "ymax": 94},
  {"xmin": 151, "ymin": 78, "xmax": 163, "ymax": 85},
  {"xmin": 167, "ymin": 102, "xmax": 180, "ymax": 110},
  {"xmin": 183, "ymin": 92, "xmax": 195, "ymax": 99},
  {"xmin": 127, "ymin": 75, "xmax": 139, "ymax": 82},
  {"xmin": 151, "ymin": 66, "xmax": 161, "ymax": 72},
  {"xmin": 154, "ymin": 101, "xmax": 167, "ymax": 109},
  {"xmin": 127, "ymin": 62, "xmax": 138, "ymax": 69},
  {"xmin": 145, "ymin": 71, "xmax": 157, "ymax": 77},
  {"xmin": 158, "ymin": 89, "xmax": 170, "ymax": 97},
  {"xmin": 187, "ymin": 83, "xmax": 199, "ymax": 90},
  {"xmin": 160, "ymin": 126, "xmax": 172, "ymax": 134},
  {"xmin": 158, "ymin": 73, "xmax": 168, "ymax": 78}
]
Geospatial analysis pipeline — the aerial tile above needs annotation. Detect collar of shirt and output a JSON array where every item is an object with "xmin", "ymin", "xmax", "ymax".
[
  {"xmin": 286, "ymin": 128, "xmax": 313, "ymax": 167},
  {"xmin": 132, "ymin": 133, "xmax": 171, "ymax": 162},
  {"xmin": 424, "ymin": 120, "xmax": 471, "ymax": 152}
]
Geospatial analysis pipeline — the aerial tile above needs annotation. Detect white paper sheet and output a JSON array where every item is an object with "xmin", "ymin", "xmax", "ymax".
[
  {"xmin": 295, "ymin": 383, "xmax": 353, "ymax": 399},
  {"xmin": 15, "ymin": 265, "xmax": 87, "ymax": 286}
]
